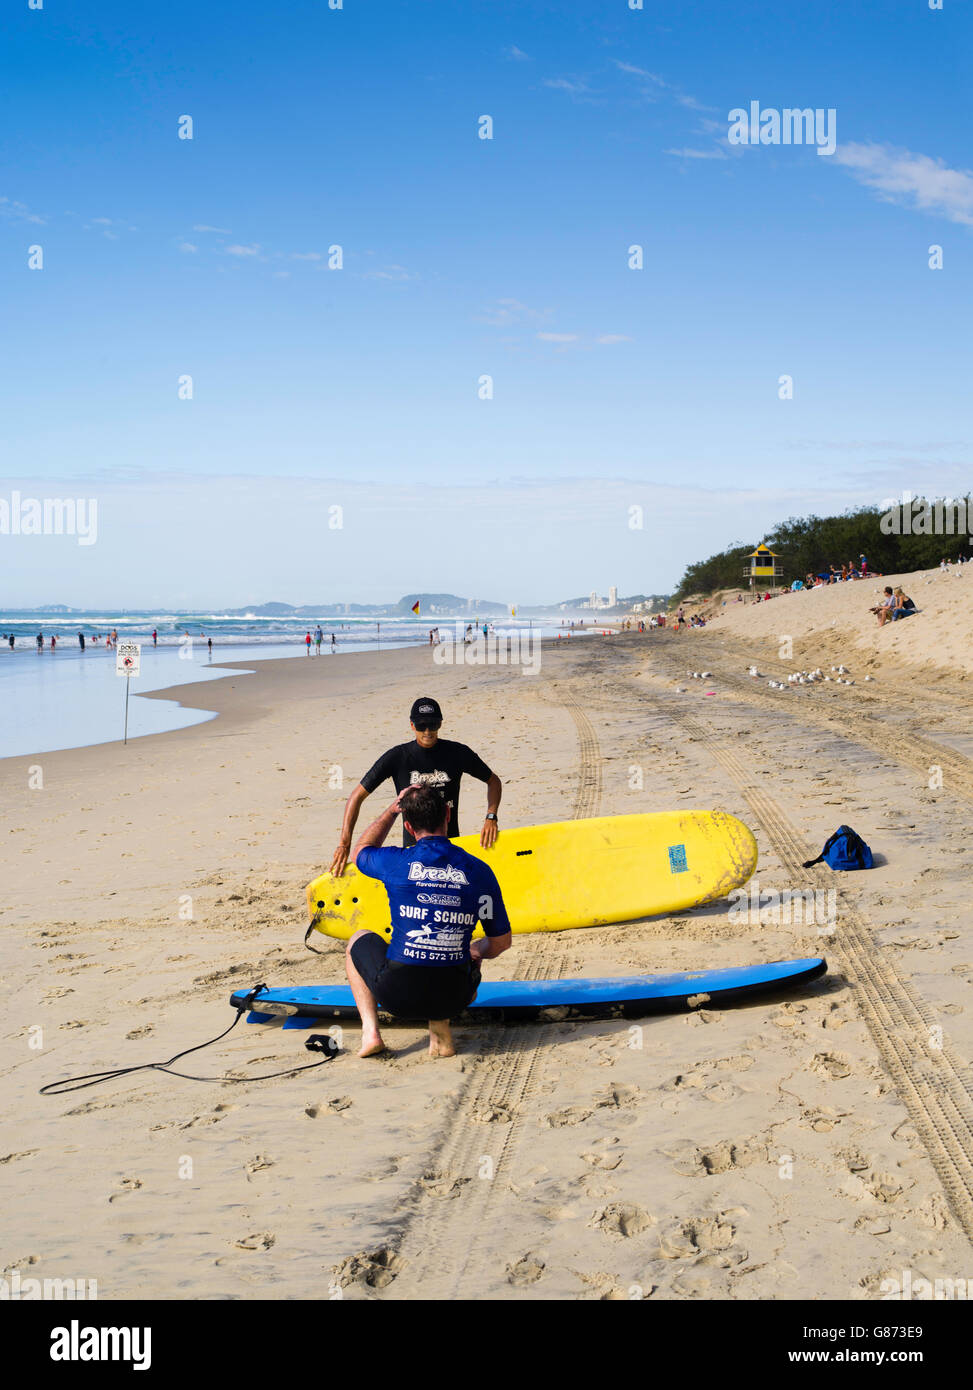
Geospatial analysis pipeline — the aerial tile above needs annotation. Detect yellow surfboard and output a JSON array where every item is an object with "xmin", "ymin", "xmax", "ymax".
[{"xmin": 306, "ymin": 810, "xmax": 757, "ymax": 942}]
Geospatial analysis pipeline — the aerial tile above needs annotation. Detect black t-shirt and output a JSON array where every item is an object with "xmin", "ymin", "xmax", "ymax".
[{"xmin": 359, "ymin": 739, "xmax": 493, "ymax": 844}]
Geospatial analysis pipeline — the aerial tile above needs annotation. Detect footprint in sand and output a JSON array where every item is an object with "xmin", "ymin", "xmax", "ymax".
[
  {"xmin": 544, "ymin": 1106, "xmax": 592, "ymax": 1128},
  {"xmin": 658, "ymin": 1215, "xmax": 743, "ymax": 1263},
  {"xmin": 840, "ymin": 1147, "xmax": 870, "ymax": 1173},
  {"xmin": 180, "ymin": 1105, "xmax": 237, "ymax": 1130},
  {"xmin": 234, "ymin": 1232, "xmax": 276, "ymax": 1251},
  {"xmin": 772, "ymin": 1003, "xmax": 808, "ymax": 1030},
  {"xmin": 667, "ymin": 1137, "xmax": 767, "ymax": 1178},
  {"xmin": 418, "ymin": 1171, "xmax": 470, "ymax": 1199},
  {"xmin": 913, "ymin": 1193, "xmax": 949, "ymax": 1231},
  {"xmin": 507, "ymin": 1253, "xmax": 545, "ymax": 1286},
  {"xmin": 472, "ymin": 1102, "xmax": 514, "ymax": 1124},
  {"xmin": 0, "ymin": 1151, "xmax": 39, "ymax": 1165},
  {"xmin": 361, "ymin": 1158, "xmax": 400, "ymax": 1182},
  {"xmin": 589, "ymin": 1202, "xmax": 654, "ymax": 1238},
  {"xmin": 580, "ymin": 1138, "xmax": 624, "ymax": 1171},
  {"xmin": 595, "ymin": 1082, "xmax": 641, "ymax": 1109},
  {"xmin": 701, "ymin": 1081, "xmax": 745, "ymax": 1103},
  {"xmin": 332, "ymin": 1246, "xmax": 400, "ymax": 1289},
  {"xmin": 580, "ymin": 1173, "xmax": 619, "ymax": 1200},
  {"xmin": 864, "ymin": 1171, "xmax": 906, "ymax": 1204},
  {"xmin": 808, "ymin": 1050, "xmax": 853, "ymax": 1080},
  {"xmin": 244, "ymin": 1155, "xmax": 275, "ymax": 1178},
  {"xmin": 305, "ymin": 1097, "xmax": 353, "ymax": 1117},
  {"xmin": 801, "ymin": 1106, "xmax": 845, "ymax": 1133},
  {"xmin": 126, "ymin": 1026, "xmax": 153, "ymax": 1039},
  {"xmin": 108, "ymin": 1177, "xmax": 143, "ymax": 1203}
]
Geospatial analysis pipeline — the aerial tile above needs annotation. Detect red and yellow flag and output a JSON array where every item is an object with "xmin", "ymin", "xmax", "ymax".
[{"xmin": 411, "ymin": 600, "xmax": 420, "ymax": 616}]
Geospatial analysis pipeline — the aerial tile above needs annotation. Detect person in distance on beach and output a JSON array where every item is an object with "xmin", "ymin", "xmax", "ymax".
[
  {"xmin": 346, "ymin": 784, "xmax": 512, "ymax": 1058},
  {"xmin": 329, "ymin": 696, "xmax": 502, "ymax": 877}
]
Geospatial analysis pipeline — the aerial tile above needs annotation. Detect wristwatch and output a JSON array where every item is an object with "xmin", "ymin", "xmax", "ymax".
[{"xmin": 485, "ymin": 813, "xmax": 498, "ymax": 822}]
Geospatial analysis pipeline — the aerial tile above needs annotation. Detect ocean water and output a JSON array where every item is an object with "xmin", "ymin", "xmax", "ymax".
[{"xmin": 0, "ymin": 611, "xmax": 578, "ymax": 759}]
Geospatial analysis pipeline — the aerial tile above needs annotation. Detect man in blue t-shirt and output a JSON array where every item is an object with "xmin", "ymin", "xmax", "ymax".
[{"xmin": 346, "ymin": 784, "xmax": 512, "ymax": 1058}]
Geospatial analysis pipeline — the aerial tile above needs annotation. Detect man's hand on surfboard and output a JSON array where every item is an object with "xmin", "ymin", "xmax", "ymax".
[
  {"xmin": 480, "ymin": 816, "xmax": 499, "ymax": 849},
  {"xmin": 329, "ymin": 840, "xmax": 352, "ymax": 877}
]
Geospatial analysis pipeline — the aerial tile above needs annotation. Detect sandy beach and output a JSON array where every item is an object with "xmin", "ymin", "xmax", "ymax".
[{"xmin": 3, "ymin": 578, "xmax": 973, "ymax": 1301}]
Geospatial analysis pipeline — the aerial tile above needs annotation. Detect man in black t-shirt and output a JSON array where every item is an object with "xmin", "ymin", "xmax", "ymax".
[{"xmin": 329, "ymin": 696, "xmax": 502, "ymax": 876}]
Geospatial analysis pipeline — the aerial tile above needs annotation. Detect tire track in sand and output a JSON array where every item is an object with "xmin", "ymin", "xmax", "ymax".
[
  {"xmin": 647, "ymin": 640, "xmax": 973, "ymax": 806},
  {"xmin": 666, "ymin": 699, "xmax": 973, "ymax": 1240},
  {"xmin": 375, "ymin": 694, "xmax": 602, "ymax": 1297}
]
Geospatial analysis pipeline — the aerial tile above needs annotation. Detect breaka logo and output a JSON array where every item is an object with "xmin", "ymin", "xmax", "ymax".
[{"xmin": 408, "ymin": 862, "xmax": 469, "ymax": 886}]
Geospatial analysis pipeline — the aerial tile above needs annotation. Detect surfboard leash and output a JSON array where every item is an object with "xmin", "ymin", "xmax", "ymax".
[{"xmin": 38, "ymin": 985, "xmax": 339, "ymax": 1096}]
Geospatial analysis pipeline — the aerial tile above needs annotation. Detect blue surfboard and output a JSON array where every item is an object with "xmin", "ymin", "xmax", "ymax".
[{"xmin": 231, "ymin": 957, "xmax": 826, "ymax": 1021}]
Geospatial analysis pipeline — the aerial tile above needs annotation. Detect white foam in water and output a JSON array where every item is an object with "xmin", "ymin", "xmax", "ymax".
[{"xmin": 0, "ymin": 613, "xmax": 574, "ymax": 758}]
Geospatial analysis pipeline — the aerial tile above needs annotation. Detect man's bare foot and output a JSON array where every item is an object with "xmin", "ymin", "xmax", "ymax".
[
  {"xmin": 358, "ymin": 1030, "xmax": 386, "ymax": 1058},
  {"xmin": 428, "ymin": 1020, "xmax": 456, "ymax": 1058}
]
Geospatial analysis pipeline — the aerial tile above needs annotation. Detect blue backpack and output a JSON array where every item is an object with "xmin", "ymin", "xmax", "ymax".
[{"xmin": 803, "ymin": 825, "xmax": 873, "ymax": 871}]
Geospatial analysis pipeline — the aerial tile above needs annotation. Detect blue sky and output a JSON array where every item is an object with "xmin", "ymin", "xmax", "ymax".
[{"xmin": 2, "ymin": 0, "xmax": 970, "ymax": 606}]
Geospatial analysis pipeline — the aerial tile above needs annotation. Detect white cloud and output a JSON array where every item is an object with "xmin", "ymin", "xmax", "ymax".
[
  {"xmin": 476, "ymin": 298, "xmax": 550, "ymax": 327},
  {"xmin": 614, "ymin": 61, "xmax": 665, "ymax": 86},
  {"xmin": 0, "ymin": 196, "xmax": 46, "ymax": 225},
  {"xmin": 834, "ymin": 142, "xmax": 973, "ymax": 227},
  {"xmin": 506, "ymin": 45, "xmax": 530, "ymax": 61},
  {"xmin": 226, "ymin": 243, "xmax": 261, "ymax": 257},
  {"xmin": 290, "ymin": 251, "xmax": 322, "ymax": 261},
  {"xmin": 193, "ymin": 224, "xmax": 232, "ymax": 234},
  {"xmin": 543, "ymin": 77, "xmax": 591, "ymax": 95},
  {"xmin": 179, "ymin": 242, "xmax": 198, "ymax": 253},
  {"xmin": 596, "ymin": 334, "xmax": 632, "ymax": 345},
  {"xmin": 537, "ymin": 332, "xmax": 578, "ymax": 343}
]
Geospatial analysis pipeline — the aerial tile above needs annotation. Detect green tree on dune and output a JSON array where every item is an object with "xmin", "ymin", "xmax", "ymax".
[{"xmin": 672, "ymin": 497, "xmax": 972, "ymax": 601}]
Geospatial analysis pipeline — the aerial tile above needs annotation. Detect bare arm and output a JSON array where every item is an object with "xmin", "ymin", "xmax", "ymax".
[
  {"xmin": 471, "ymin": 931, "xmax": 511, "ymax": 961},
  {"xmin": 480, "ymin": 772, "xmax": 503, "ymax": 849},
  {"xmin": 330, "ymin": 783, "xmax": 371, "ymax": 876},
  {"xmin": 351, "ymin": 788, "xmax": 414, "ymax": 867}
]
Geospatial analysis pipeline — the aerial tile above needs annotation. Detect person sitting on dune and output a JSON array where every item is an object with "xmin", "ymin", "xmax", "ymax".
[
  {"xmin": 888, "ymin": 587, "xmax": 917, "ymax": 622},
  {"xmin": 871, "ymin": 587, "xmax": 894, "ymax": 623}
]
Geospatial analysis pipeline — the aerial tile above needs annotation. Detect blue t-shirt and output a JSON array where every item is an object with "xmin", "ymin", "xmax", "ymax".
[{"xmin": 356, "ymin": 836, "xmax": 511, "ymax": 966}]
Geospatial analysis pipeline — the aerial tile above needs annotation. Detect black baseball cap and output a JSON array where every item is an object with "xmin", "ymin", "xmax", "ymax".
[{"xmin": 410, "ymin": 697, "xmax": 442, "ymax": 723}]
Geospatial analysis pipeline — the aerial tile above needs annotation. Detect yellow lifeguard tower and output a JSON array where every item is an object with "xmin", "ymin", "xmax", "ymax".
[{"xmin": 742, "ymin": 543, "xmax": 783, "ymax": 591}]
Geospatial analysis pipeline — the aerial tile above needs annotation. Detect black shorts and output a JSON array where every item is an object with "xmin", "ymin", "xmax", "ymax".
[{"xmin": 350, "ymin": 933, "xmax": 481, "ymax": 1019}]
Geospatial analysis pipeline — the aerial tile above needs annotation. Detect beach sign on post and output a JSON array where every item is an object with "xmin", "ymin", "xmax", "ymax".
[{"xmin": 116, "ymin": 642, "xmax": 141, "ymax": 745}]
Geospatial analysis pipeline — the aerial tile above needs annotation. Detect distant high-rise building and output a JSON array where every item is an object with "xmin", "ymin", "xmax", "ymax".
[
  {"xmin": 589, "ymin": 590, "xmax": 599, "ymax": 609},
  {"xmin": 609, "ymin": 586, "xmax": 618, "ymax": 608}
]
